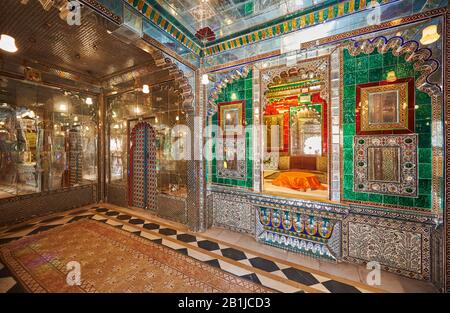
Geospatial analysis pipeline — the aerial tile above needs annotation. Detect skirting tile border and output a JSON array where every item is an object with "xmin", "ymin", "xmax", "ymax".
[{"xmin": 342, "ymin": 214, "xmax": 431, "ymax": 281}]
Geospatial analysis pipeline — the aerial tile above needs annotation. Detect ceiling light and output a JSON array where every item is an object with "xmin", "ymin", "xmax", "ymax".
[
  {"xmin": 230, "ymin": 92, "xmax": 237, "ymax": 100},
  {"xmin": 420, "ymin": 25, "xmax": 440, "ymax": 45},
  {"xmin": 201, "ymin": 74, "xmax": 210, "ymax": 85},
  {"xmin": 85, "ymin": 97, "xmax": 93, "ymax": 105},
  {"xmin": 225, "ymin": 18, "xmax": 232, "ymax": 25},
  {"xmin": 142, "ymin": 84, "xmax": 150, "ymax": 94},
  {"xmin": 59, "ymin": 103, "xmax": 68, "ymax": 112},
  {"xmin": 0, "ymin": 34, "xmax": 18, "ymax": 53}
]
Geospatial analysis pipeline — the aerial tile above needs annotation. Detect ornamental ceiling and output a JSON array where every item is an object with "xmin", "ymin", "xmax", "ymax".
[{"xmin": 151, "ymin": 0, "xmax": 328, "ymax": 43}]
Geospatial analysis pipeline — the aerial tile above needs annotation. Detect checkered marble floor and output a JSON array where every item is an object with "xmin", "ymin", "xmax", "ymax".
[{"xmin": 0, "ymin": 205, "xmax": 383, "ymax": 293}]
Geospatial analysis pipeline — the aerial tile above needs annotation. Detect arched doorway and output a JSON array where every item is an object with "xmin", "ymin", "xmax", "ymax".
[
  {"xmin": 260, "ymin": 56, "xmax": 331, "ymax": 201},
  {"xmin": 128, "ymin": 121, "xmax": 157, "ymax": 210}
]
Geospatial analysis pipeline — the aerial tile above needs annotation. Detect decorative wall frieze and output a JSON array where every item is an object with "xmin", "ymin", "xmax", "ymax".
[
  {"xmin": 125, "ymin": 0, "xmax": 202, "ymax": 55},
  {"xmin": 256, "ymin": 206, "xmax": 341, "ymax": 259},
  {"xmin": 209, "ymin": 186, "xmax": 437, "ymax": 224},
  {"xmin": 207, "ymin": 66, "xmax": 251, "ymax": 116},
  {"xmin": 259, "ymin": 55, "xmax": 331, "ymax": 110},
  {"xmin": 444, "ymin": 6, "xmax": 450, "ymax": 293},
  {"xmin": 212, "ymin": 192, "xmax": 255, "ymax": 235},
  {"xmin": 204, "ymin": 0, "xmax": 396, "ymax": 56},
  {"xmin": 343, "ymin": 35, "xmax": 441, "ymax": 97},
  {"xmin": 301, "ymin": 7, "xmax": 447, "ymax": 50},
  {"xmin": 342, "ymin": 214, "xmax": 431, "ymax": 280},
  {"xmin": 79, "ymin": 0, "xmax": 122, "ymax": 25}
]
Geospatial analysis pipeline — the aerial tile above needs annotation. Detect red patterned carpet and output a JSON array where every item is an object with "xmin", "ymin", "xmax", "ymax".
[{"xmin": 0, "ymin": 219, "xmax": 272, "ymax": 293}]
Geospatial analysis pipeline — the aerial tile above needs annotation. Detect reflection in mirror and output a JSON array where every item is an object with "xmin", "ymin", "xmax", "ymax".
[{"xmin": 0, "ymin": 76, "xmax": 98, "ymax": 199}]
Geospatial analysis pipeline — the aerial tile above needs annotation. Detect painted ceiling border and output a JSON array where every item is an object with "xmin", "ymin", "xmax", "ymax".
[
  {"xmin": 125, "ymin": 0, "xmax": 202, "ymax": 56},
  {"xmin": 204, "ymin": 0, "xmax": 396, "ymax": 56}
]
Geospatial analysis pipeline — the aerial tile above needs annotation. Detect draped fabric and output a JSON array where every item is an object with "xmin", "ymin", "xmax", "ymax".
[{"xmin": 272, "ymin": 171, "xmax": 325, "ymax": 191}]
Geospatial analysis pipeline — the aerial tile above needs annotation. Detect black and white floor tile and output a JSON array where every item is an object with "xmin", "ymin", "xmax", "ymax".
[{"xmin": 0, "ymin": 205, "xmax": 377, "ymax": 293}]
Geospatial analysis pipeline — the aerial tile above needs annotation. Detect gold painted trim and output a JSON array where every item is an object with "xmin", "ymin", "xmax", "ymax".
[
  {"xmin": 219, "ymin": 102, "xmax": 244, "ymax": 136},
  {"xmin": 301, "ymin": 7, "xmax": 447, "ymax": 49},
  {"xmin": 206, "ymin": 50, "xmax": 281, "ymax": 73},
  {"xmin": 359, "ymin": 82, "xmax": 409, "ymax": 132}
]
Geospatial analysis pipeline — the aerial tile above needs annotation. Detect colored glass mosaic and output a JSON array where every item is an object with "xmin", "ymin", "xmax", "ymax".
[
  {"xmin": 210, "ymin": 71, "xmax": 254, "ymax": 189},
  {"xmin": 342, "ymin": 48, "xmax": 433, "ymax": 209}
]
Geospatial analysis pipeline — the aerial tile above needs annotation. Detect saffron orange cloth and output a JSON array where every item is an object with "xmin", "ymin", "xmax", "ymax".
[{"xmin": 272, "ymin": 171, "xmax": 326, "ymax": 191}]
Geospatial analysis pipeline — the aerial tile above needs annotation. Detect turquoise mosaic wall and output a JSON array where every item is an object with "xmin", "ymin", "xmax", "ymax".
[
  {"xmin": 209, "ymin": 71, "xmax": 253, "ymax": 189},
  {"xmin": 342, "ymin": 49, "xmax": 433, "ymax": 209}
]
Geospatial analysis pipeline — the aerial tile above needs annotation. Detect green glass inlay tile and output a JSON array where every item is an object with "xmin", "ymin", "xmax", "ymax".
[
  {"xmin": 415, "ymin": 120, "xmax": 431, "ymax": 134},
  {"xmin": 416, "ymin": 90, "xmax": 431, "ymax": 105},
  {"xmin": 245, "ymin": 78, "xmax": 252, "ymax": 89},
  {"xmin": 419, "ymin": 179, "xmax": 432, "ymax": 194},
  {"xmin": 419, "ymin": 163, "xmax": 432, "ymax": 179},
  {"xmin": 355, "ymin": 193, "xmax": 368, "ymax": 201},
  {"xmin": 343, "ymin": 98, "xmax": 354, "ymax": 109},
  {"xmin": 396, "ymin": 63, "xmax": 414, "ymax": 79},
  {"xmin": 418, "ymin": 148, "xmax": 432, "ymax": 163},
  {"xmin": 383, "ymin": 66, "xmax": 396, "ymax": 79},
  {"xmin": 383, "ymin": 53, "xmax": 397, "ymax": 67},
  {"xmin": 397, "ymin": 54, "xmax": 407, "ymax": 64},
  {"xmin": 383, "ymin": 195, "xmax": 398, "ymax": 205},
  {"xmin": 343, "ymin": 86, "xmax": 356, "ymax": 99},
  {"xmin": 414, "ymin": 195, "xmax": 431, "ymax": 208},
  {"xmin": 343, "ymin": 189, "xmax": 356, "ymax": 200},
  {"xmin": 243, "ymin": 2, "xmax": 254, "ymax": 15},
  {"xmin": 343, "ymin": 112, "xmax": 355, "ymax": 124},
  {"xmin": 343, "ymin": 60, "xmax": 354, "ymax": 72},
  {"xmin": 343, "ymin": 149, "xmax": 353, "ymax": 162},
  {"xmin": 343, "ymin": 1, "xmax": 349, "ymax": 14},
  {"xmin": 344, "ymin": 163, "xmax": 353, "ymax": 175},
  {"xmin": 368, "ymin": 194, "xmax": 383, "ymax": 203},
  {"xmin": 415, "ymin": 104, "xmax": 432, "ymax": 121},
  {"xmin": 355, "ymin": 70, "xmax": 369, "ymax": 84},
  {"xmin": 344, "ymin": 175, "xmax": 353, "ymax": 188},
  {"xmin": 369, "ymin": 68, "xmax": 383, "ymax": 82},
  {"xmin": 354, "ymin": 57, "xmax": 368, "ymax": 71},
  {"xmin": 343, "ymin": 71, "xmax": 355, "ymax": 85},
  {"xmin": 369, "ymin": 54, "xmax": 382, "ymax": 69},
  {"xmin": 398, "ymin": 197, "xmax": 414, "ymax": 207},
  {"xmin": 343, "ymin": 123, "xmax": 355, "ymax": 136},
  {"xmin": 343, "ymin": 136, "xmax": 354, "ymax": 147},
  {"xmin": 418, "ymin": 133, "xmax": 431, "ymax": 148}
]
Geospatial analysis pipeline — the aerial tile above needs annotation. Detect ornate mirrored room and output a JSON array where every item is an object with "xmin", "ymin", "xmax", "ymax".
[{"xmin": 0, "ymin": 0, "xmax": 449, "ymax": 296}]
